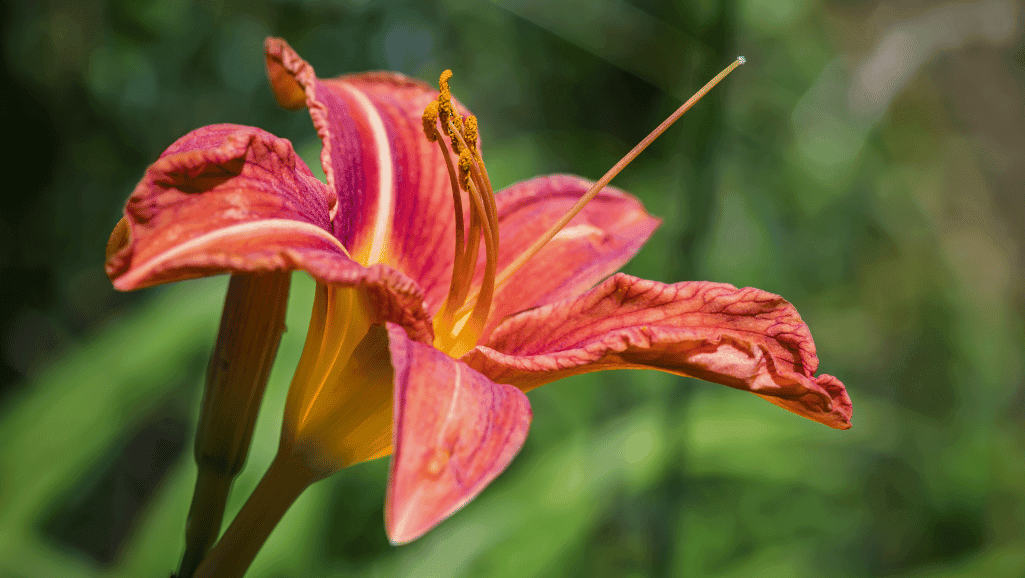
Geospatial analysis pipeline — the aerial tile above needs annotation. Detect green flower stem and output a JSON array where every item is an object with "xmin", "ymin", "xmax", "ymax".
[
  {"xmin": 191, "ymin": 449, "xmax": 321, "ymax": 578},
  {"xmin": 178, "ymin": 468, "xmax": 232, "ymax": 577}
]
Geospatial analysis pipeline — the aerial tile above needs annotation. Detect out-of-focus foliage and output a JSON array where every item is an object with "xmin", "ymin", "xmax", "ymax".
[{"xmin": 2, "ymin": 0, "xmax": 1024, "ymax": 576}]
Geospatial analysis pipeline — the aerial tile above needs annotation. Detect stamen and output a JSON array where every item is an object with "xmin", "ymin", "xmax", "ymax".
[
  {"xmin": 464, "ymin": 130, "xmax": 499, "ymax": 251},
  {"xmin": 438, "ymin": 177, "xmax": 480, "ymax": 325},
  {"xmin": 475, "ymin": 148, "xmax": 498, "ymax": 249},
  {"xmin": 438, "ymin": 168, "xmax": 491, "ymax": 341},
  {"xmin": 464, "ymin": 186, "xmax": 498, "ymax": 309},
  {"xmin": 441, "ymin": 146, "xmax": 482, "ymax": 315},
  {"xmin": 437, "ymin": 72, "xmax": 464, "ymax": 153},
  {"xmin": 424, "ymin": 73, "xmax": 474, "ymax": 320},
  {"xmin": 456, "ymin": 143, "xmax": 502, "ymax": 335},
  {"xmin": 427, "ymin": 69, "xmax": 502, "ymax": 345},
  {"xmin": 453, "ymin": 56, "xmax": 746, "ymax": 320}
]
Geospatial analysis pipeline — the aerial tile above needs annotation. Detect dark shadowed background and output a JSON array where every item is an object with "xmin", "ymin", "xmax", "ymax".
[{"xmin": 2, "ymin": 0, "xmax": 1024, "ymax": 576}]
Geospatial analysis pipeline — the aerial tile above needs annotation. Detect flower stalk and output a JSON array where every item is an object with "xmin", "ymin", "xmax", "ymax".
[{"xmin": 191, "ymin": 446, "xmax": 323, "ymax": 578}]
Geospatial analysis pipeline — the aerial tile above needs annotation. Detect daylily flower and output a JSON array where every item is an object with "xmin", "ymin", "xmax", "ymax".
[{"xmin": 106, "ymin": 38, "xmax": 850, "ymax": 577}]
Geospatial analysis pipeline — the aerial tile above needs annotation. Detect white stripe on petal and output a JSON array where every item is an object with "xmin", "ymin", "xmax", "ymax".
[
  {"xmin": 116, "ymin": 219, "xmax": 347, "ymax": 289},
  {"xmin": 341, "ymin": 83, "xmax": 394, "ymax": 265}
]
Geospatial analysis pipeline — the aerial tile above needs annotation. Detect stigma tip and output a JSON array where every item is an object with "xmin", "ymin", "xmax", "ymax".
[{"xmin": 737, "ymin": 56, "xmax": 746, "ymax": 65}]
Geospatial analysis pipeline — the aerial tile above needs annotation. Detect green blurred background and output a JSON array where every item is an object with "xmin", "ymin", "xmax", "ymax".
[{"xmin": 2, "ymin": 0, "xmax": 1024, "ymax": 576}]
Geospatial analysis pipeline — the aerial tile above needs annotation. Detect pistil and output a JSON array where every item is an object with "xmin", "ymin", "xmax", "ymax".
[{"xmin": 451, "ymin": 56, "xmax": 746, "ymax": 321}]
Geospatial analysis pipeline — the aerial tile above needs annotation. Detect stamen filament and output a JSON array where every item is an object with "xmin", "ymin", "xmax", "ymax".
[
  {"xmin": 454, "ymin": 56, "xmax": 746, "ymax": 320},
  {"xmin": 450, "ymin": 181, "xmax": 498, "ymax": 354},
  {"xmin": 473, "ymin": 147, "xmax": 499, "ymax": 250},
  {"xmin": 458, "ymin": 207, "xmax": 482, "ymax": 305},
  {"xmin": 468, "ymin": 154, "xmax": 499, "ymax": 254},
  {"xmin": 436, "ymin": 177, "xmax": 497, "ymax": 353},
  {"xmin": 436, "ymin": 139, "xmax": 468, "ymax": 316}
]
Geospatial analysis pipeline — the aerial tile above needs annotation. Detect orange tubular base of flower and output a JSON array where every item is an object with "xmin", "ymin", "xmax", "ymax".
[{"xmin": 281, "ymin": 284, "xmax": 395, "ymax": 475}]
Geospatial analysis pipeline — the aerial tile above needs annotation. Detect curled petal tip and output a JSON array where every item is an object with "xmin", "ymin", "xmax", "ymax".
[
  {"xmin": 105, "ymin": 217, "xmax": 131, "ymax": 268},
  {"xmin": 468, "ymin": 274, "xmax": 851, "ymax": 429},
  {"xmin": 264, "ymin": 37, "xmax": 310, "ymax": 110},
  {"xmin": 817, "ymin": 373, "xmax": 853, "ymax": 429}
]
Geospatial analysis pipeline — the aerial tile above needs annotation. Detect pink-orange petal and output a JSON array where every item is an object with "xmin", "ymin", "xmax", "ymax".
[
  {"xmin": 384, "ymin": 323, "xmax": 531, "ymax": 544},
  {"xmin": 464, "ymin": 273, "xmax": 852, "ymax": 430},
  {"xmin": 478, "ymin": 174, "xmax": 660, "ymax": 339},
  {"xmin": 107, "ymin": 123, "xmax": 433, "ymax": 343},
  {"xmin": 107, "ymin": 123, "xmax": 332, "ymax": 287},
  {"xmin": 265, "ymin": 38, "xmax": 470, "ymax": 312}
]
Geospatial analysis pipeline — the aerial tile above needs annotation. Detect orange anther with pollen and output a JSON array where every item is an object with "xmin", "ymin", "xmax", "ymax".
[
  {"xmin": 463, "ymin": 116, "xmax": 479, "ymax": 151},
  {"xmin": 436, "ymin": 70, "xmax": 462, "ymax": 152},
  {"xmin": 421, "ymin": 101, "xmax": 440, "ymax": 142},
  {"xmin": 457, "ymin": 149, "xmax": 473, "ymax": 191},
  {"xmin": 438, "ymin": 69, "xmax": 453, "ymax": 99}
]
